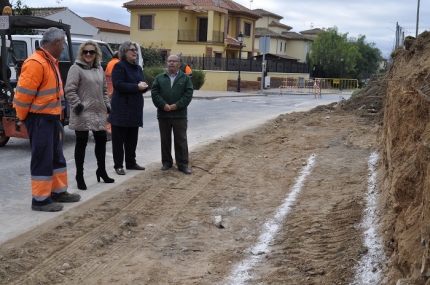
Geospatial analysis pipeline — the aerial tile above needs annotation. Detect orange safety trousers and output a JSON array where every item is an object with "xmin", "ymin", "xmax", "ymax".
[{"xmin": 24, "ymin": 113, "xmax": 68, "ymax": 206}]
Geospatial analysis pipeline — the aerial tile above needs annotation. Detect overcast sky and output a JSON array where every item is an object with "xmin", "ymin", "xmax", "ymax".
[{"xmin": 19, "ymin": 0, "xmax": 430, "ymax": 58}]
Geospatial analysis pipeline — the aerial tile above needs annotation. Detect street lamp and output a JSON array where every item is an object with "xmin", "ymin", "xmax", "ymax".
[
  {"xmin": 237, "ymin": 31, "xmax": 244, "ymax": 92},
  {"xmin": 340, "ymin": 57, "xmax": 344, "ymax": 91}
]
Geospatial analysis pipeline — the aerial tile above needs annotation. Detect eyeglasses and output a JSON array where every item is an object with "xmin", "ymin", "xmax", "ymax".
[
  {"xmin": 167, "ymin": 60, "xmax": 179, "ymax": 63},
  {"xmin": 83, "ymin": 50, "xmax": 96, "ymax": 55},
  {"xmin": 128, "ymin": 49, "xmax": 137, "ymax": 52}
]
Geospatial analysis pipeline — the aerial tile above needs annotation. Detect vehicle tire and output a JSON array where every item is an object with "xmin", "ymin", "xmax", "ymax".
[{"xmin": 0, "ymin": 133, "xmax": 10, "ymax": 147}]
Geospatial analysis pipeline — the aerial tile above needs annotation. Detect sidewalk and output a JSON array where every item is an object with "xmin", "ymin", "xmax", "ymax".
[
  {"xmin": 144, "ymin": 89, "xmax": 261, "ymax": 99},
  {"xmin": 145, "ymin": 88, "xmax": 352, "ymax": 99}
]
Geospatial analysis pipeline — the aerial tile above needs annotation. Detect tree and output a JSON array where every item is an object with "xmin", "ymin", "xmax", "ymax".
[
  {"xmin": 310, "ymin": 27, "xmax": 380, "ymax": 80},
  {"xmin": 140, "ymin": 43, "xmax": 164, "ymax": 67},
  {"xmin": 350, "ymin": 35, "xmax": 381, "ymax": 80},
  {"xmin": 11, "ymin": 0, "xmax": 36, "ymax": 35},
  {"xmin": 13, "ymin": 0, "xmax": 32, "ymax": 16}
]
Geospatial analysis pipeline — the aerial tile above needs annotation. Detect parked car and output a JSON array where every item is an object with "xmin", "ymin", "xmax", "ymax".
[{"xmin": 7, "ymin": 35, "xmax": 114, "ymax": 79}]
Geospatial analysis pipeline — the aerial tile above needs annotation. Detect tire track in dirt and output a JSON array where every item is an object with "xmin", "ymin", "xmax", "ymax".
[
  {"xmin": 10, "ymin": 147, "xmax": 233, "ymax": 284},
  {"xmin": 81, "ymin": 154, "xmax": 234, "ymax": 281},
  {"xmin": 247, "ymin": 137, "xmax": 371, "ymax": 284},
  {"xmin": 224, "ymin": 154, "xmax": 316, "ymax": 284}
]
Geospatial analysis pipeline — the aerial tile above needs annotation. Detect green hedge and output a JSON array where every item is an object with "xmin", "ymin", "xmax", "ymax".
[
  {"xmin": 143, "ymin": 66, "xmax": 165, "ymax": 88},
  {"xmin": 144, "ymin": 67, "xmax": 206, "ymax": 90},
  {"xmin": 191, "ymin": 70, "xmax": 206, "ymax": 90}
]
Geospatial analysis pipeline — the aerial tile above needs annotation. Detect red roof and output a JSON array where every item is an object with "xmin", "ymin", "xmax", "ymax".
[
  {"xmin": 123, "ymin": 0, "xmax": 261, "ymax": 18},
  {"xmin": 226, "ymin": 35, "xmax": 246, "ymax": 47},
  {"xmin": 83, "ymin": 17, "xmax": 130, "ymax": 34}
]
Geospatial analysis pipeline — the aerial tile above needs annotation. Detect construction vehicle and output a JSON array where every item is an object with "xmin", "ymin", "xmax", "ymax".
[{"xmin": 0, "ymin": 10, "xmax": 75, "ymax": 147}]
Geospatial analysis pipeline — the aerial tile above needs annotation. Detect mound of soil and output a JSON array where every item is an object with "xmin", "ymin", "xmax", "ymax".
[{"xmin": 380, "ymin": 31, "xmax": 430, "ymax": 284}]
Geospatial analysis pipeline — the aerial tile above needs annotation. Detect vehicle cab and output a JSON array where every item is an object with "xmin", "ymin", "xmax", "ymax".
[{"xmin": 8, "ymin": 35, "xmax": 114, "ymax": 79}]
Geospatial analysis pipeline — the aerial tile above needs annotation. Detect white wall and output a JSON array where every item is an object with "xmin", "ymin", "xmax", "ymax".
[
  {"xmin": 44, "ymin": 10, "xmax": 98, "ymax": 38},
  {"xmin": 93, "ymin": 31, "xmax": 129, "ymax": 44}
]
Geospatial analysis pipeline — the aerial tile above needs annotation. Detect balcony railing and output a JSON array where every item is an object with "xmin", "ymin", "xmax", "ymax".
[
  {"xmin": 182, "ymin": 56, "xmax": 310, "ymax": 74},
  {"xmin": 177, "ymin": 30, "xmax": 224, "ymax": 44}
]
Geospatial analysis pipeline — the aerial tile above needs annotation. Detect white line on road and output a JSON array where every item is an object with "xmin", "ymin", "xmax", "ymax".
[
  {"xmin": 350, "ymin": 152, "xmax": 386, "ymax": 285},
  {"xmin": 223, "ymin": 154, "xmax": 316, "ymax": 285}
]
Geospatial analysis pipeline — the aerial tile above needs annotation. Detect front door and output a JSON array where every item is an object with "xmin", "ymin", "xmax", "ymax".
[{"xmin": 198, "ymin": 18, "xmax": 208, "ymax": 42}]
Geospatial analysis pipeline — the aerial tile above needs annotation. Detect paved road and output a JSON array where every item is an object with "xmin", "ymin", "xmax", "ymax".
[{"xmin": 0, "ymin": 91, "xmax": 350, "ymax": 244}]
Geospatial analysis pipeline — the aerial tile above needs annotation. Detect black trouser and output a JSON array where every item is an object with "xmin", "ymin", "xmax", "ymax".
[
  {"xmin": 111, "ymin": 125, "xmax": 139, "ymax": 169},
  {"xmin": 75, "ymin": 131, "xmax": 107, "ymax": 172},
  {"xmin": 157, "ymin": 118, "xmax": 189, "ymax": 168}
]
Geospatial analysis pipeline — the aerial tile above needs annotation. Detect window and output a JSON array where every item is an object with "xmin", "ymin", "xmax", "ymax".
[
  {"xmin": 69, "ymin": 43, "xmax": 112, "ymax": 64},
  {"xmin": 244, "ymin": 22, "xmax": 251, "ymax": 36},
  {"xmin": 280, "ymin": 42, "xmax": 282, "ymax": 52},
  {"xmin": 284, "ymin": 43, "xmax": 286, "ymax": 52},
  {"xmin": 58, "ymin": 42, "xmax": 71, "ymax": 61},
  {"xmin": 8, "ymin": 41, "xmax": 28, "ymax": 66},
  {"xmin": 160, "ymin": 50, "xmax": 168, "ymax": 62},
  {"xmin": 139, "ymin": 15, "xmax": 154, "ymax": 30}
]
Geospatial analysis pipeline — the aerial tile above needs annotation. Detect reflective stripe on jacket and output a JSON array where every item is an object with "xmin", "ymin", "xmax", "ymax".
[{"xmin": 13, "ymin": 48, "xmax": 63, "ymax": 121}]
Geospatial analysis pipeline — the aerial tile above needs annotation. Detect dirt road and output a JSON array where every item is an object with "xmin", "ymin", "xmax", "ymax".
[{"xmin": 0, "ymin": 102, "xmax": 382, "ymax": 284}]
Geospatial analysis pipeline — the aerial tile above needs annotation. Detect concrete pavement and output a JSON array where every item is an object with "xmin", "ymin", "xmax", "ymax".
[
  {"xmin": 146, "ymin": 88, "xmax": 353, "ymax": 99},
  {"xmin": 0, "ymin": 91, "xmax": 349, "ymax": 244}
]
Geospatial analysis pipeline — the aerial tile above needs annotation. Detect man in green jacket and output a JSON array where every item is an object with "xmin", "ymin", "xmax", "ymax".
[{"xmin": 151, "ymin": 54, "xmax": 194, "ymax": 174}]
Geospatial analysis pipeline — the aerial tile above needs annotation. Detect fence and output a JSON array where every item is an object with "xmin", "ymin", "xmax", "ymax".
[
  {"xmin": 279, "ymin": 77, "xmax": 358, "ymax": 95},
  {"xmin": 177, "ymin": 30, "xmax": 224, "ymax": 43},
  {"xmin": 182, "ymin": 56, "xmax": 310, "ymax": 74}
]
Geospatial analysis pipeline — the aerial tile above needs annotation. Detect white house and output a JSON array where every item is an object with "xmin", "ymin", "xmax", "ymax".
[
  {"xmin": 253, "ymin": 8, "xmax": 316, "ymax": 63},
  {"xmin": 31, "ymin": 7, "xmax": 97, "ymax": 38},
  {"xmin": 82, "ymin": 17, "xmax": 130, "ymax": 45}
]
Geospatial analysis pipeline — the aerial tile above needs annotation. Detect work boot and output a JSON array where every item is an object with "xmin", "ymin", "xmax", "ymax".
[
  {"xmin": 51, "ymin": 192, "xmax": 81, "ymax": 203},
  {"xmin": 31, "ymin": 202, "xmax": 64, "ymax": 212}
]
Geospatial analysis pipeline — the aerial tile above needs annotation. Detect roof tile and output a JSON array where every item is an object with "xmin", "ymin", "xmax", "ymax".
[
  {"xmin": 268, "ymin": 20, "xmax": 292, "ymax": 31},
  {"xmin": 252, "ymin": 8, "xmax": 282, "ymax": 19},
  {"xmin": 123, "ymin": 0, "xmax": 261, "ymax": 18},
  {"xmin": 31, "ymin": 7, "xmax": 67, "ymax": 18},
  {"xmin": 83, "ymin": 17, "xmax": 130, "ymax": 33}
]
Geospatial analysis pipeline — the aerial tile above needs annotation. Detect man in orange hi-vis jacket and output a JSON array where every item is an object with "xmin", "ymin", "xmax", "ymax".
[
  {"xmin": 13, "ymin": 27, "xmax": 81, "ymax": 212},
  {"xmin": 105, "ymin": 51, "xmax": 120, "ymax": 138},
  {"xmin": 177, "ymin": 54, "xmax": 193, "ymax": 77}
]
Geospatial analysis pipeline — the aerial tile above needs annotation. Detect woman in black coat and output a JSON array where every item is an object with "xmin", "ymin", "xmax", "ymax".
[{"xmin": 108, "ymin": 41, "xmax": 148, "ymax": 175}]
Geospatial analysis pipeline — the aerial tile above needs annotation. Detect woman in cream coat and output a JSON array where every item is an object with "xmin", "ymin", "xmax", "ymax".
[{"xmin": 65, "ymin": 40, "xmax": 114, "ymax": 190}]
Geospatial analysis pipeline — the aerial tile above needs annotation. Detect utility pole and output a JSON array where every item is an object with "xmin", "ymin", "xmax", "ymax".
[{"xmin": 416, "ymin": 0, "xmax": 420, "ymax": 38}]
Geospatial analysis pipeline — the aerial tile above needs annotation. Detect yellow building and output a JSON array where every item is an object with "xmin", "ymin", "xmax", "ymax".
[
  {"xmin": 253, "ymin": 9, "xmax": 316, "ymax": 63},
  {"xmin": 123, "ymin": 0, "xmax": 261, "ymax": 59}
]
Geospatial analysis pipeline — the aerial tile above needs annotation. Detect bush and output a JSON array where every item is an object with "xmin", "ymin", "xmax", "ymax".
[
  {"xmin": 144, "ymin": 67, "xmax": 206, "ymax": 90},
  {"xmin": 140, "ymin": 44, "xmax": 164, "ymax": 67},
  {"xmin": 191, "ymin": 70, "xmax": 206, "ymax": 90},
  {"xmin": 143, "ymin": 66, "xmax": 165, "ymax": 88}
]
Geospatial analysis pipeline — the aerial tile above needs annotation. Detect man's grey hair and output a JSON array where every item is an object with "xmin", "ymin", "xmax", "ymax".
[
  {"xmin": 41, "ymin": 27, "xmax": 65, "ymax": 46},
  {"xmin": 118, "ymin": 41, "xmax": 138, "ymax": 61}
]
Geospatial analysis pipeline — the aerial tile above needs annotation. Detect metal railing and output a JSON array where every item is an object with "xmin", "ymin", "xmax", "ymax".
[
  {"xmin": 177, "ymin": 30, "xmax": 224, "ymax": 43},
  {"xmin": 279, "ymin": 78, "xmax": 358, "ymax": 95},
  {"xmin": 182, "ymin": 55, "xmax": 310, "ymax": 73}
]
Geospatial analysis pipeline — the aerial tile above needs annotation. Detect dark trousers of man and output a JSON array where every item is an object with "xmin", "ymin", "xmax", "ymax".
[
  {"xmin": 24, "ymin": 113, "xmax": 68, "ymax": 206},
  {"xmin": 111, "ymin": 125, "xmax": 138, "ymax": 169},
  {"xmin": 158, "ymin": 118, "xmax": 189, "ymax": 169}
]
